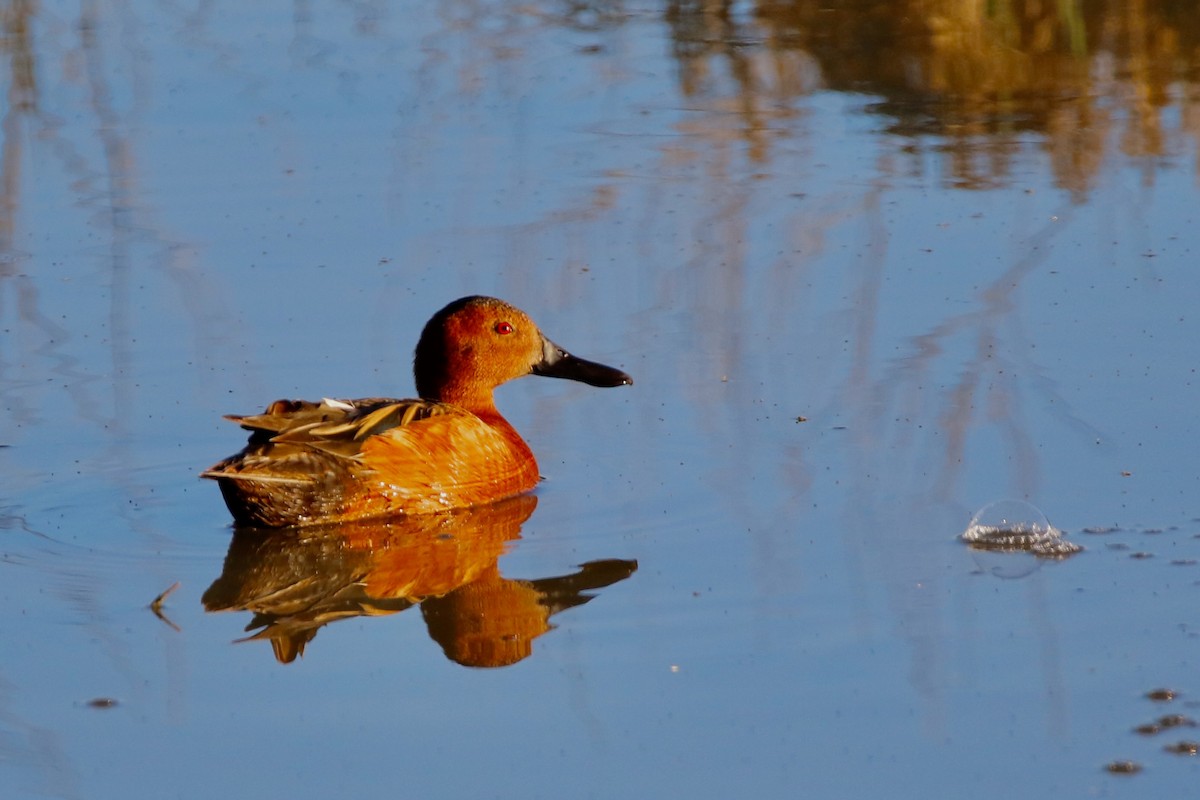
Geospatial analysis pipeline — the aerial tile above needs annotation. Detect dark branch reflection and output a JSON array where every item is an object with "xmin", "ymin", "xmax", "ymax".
[{"xmin": 203, "ymin": 495, "xmax": 637, "ymax": 668}]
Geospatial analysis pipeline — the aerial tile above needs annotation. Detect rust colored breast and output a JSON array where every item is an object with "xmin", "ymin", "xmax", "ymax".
[{"xmin": 348, "ymin": 410, "xmax": 541, "ymax": 519}]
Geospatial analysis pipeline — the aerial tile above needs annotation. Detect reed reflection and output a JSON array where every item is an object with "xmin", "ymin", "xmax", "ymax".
[
  {"xmin": 663, "ymin": 0, "xmax": 1200, "ymax": 192},
  {"xmin": 203, "ymin": 495, "xmax": 637, "ymax": 668}
]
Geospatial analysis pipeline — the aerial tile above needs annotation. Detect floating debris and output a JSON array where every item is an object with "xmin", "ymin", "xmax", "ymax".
[
  {"xmin": 1105, "ymin": 760, "xmax": 1142, "ymax": 774},
  {"xmin": 149, "ymin": 581, "xmax": 180, "ymax": 612},
  {"xmin": 960, "ymin": 500, "xmax": 1082, "ymax": 558},
  {"xmin": 1164, "ymin": 741, "xmax": 1200, "ymax": 756},
  {"xmin": 87, "ymin": 698, "xmax": 118, "ymax": 709},
  {"xmin": 1133, "ymin": 715, "xmax": 1195, "ymax": 736},
  {"xmin": 1082, "ymin": 525, "xmax": 1121, "ymax": 535},
  {"xmin": 149, "ymin": 582, "xmax": 182, "ymax": 632},
  {"xmin": 1146, "ymin": 688, "xmax": 1178, "ymax": 702},
  {"xmin": 1157, "ymin": 714, "xmax": 1195, "ymax": 729}
]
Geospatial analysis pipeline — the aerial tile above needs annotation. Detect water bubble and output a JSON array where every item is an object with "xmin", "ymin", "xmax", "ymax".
[{"xmin": 961, "ymin": 500, "xmax": 1082, "ymax": 559}]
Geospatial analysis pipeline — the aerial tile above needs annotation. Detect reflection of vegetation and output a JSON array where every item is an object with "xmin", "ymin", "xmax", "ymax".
[
  {"xmin": 1, "ymin": 0, "xmax": 35, "ymax": 247},
  {"xmin": 665, "ymin": 0, "xmax": 1200, "ymax": 192}
]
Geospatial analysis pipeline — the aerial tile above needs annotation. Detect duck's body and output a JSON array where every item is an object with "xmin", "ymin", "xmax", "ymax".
[{"xmin": 203, "ymin": 297, "xmax": 631, "ymax": 527}]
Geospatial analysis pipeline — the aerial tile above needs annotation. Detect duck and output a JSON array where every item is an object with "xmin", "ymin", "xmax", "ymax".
[{"xmin": 202, "ymin": 296, "xmax": 632, "ymax": 527}]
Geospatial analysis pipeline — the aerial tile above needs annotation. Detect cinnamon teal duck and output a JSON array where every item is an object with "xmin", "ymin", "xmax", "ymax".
[{"xmin": 203, "ymin": 296, "xmax": 632, "ymax": 527}]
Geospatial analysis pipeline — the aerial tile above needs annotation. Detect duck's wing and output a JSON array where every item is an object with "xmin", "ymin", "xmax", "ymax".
[
  {"xmin": 203, "ymin": 397, "xmax": 456, "ymax": 478},
  {"xmin": 254, "ymin": 398, "xmax": 455, "ymax": 458}
]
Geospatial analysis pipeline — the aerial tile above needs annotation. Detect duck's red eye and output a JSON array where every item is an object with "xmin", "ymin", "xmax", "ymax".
[{"xmin": 495, "ymin": 321, "xmax": 513, "ymax": 335}]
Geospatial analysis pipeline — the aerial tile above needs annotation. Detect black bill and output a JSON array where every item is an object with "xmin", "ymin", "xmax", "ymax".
[{"xmin": 533, "ymin": 337, "xmax": 633, "ymax": 388}]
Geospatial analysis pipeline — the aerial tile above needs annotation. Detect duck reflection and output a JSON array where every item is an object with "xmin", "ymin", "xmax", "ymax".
[{"xmin": 202, "ymin": 495, "xmax": 636, "ymax": 667}]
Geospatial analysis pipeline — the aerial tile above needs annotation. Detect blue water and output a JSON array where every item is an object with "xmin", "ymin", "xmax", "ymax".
[{"xmin": 2, "ymin": 2, "xmax": 1199, "ymax": 798}]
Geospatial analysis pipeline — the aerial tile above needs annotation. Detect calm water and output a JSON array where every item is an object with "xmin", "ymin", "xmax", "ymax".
[{"xmin": 3, "ymin": 1, "xmax": 1200, "ymax": 797}]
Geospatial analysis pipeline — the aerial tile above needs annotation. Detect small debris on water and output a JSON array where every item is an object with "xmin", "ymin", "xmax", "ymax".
[
  {"xmin": 1156, "ymin": 714, "xmax": 1195, "ymax": 729},
  {"xmin": 1164, "ymin": 741, "xmax": 1200, "ymax": 755},
  {"xmin": 1147, "ymin": 688, "xmax": 1178, "ymax": 702},
  {"xmin": 1133, "ymin": 715, "xmax": 1196, "ymax": 736},
  {"xmin": 1105, "ymin": 760, "xmax": 1142, "ymax": 774},
  {"xmin": 87, "ymin": 698, "xmax": 118, "ymax": 709},
  {"xmin": 149, "ymin": 582, "xmax": 182, "ymax": 632},
  {"xmin": 150, "ymin": 581, "xmax": 180, "ymax": 612},
  {"xmin": 960, "ymin": 500, "xmax": 1081, "ymax": 558}
]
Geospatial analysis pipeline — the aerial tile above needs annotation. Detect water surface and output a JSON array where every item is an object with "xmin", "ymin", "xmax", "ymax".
[{"xmin": 2, "ymin": 2, "xmax": 1199, "ymax": 798}]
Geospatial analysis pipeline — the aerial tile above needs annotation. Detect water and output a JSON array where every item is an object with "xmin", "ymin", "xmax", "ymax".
[{"xmin": 3, "ymin": 1, "xmax": 1200, "ymax": 797}]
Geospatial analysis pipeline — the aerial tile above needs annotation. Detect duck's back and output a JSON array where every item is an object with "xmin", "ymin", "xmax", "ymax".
[{"xmin": 203, "ymin": 397, "xmax": 540, "ymax": 526}]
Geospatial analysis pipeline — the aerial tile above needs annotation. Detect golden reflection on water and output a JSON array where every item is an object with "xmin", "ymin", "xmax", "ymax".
[
  {"xmin": 666, "ymin": 0, "xmax": 1200, "ymax": 191},
  {"xmin": 202, "ymin": 495, "xmax": 637, "ymax": 668}
]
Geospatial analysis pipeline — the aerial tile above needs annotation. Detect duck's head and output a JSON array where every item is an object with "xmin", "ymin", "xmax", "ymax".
[{"xmin": 414, "ymin": 296, "xmax": 632, "ymax": 406}]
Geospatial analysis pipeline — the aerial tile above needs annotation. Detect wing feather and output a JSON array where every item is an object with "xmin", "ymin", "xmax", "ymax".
[{"xmin": 224, "ymin": 398, "xmax": 453, "ymax": 461}]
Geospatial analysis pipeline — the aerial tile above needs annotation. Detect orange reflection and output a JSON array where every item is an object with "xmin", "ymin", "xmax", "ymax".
[{"xmin": 202, "ymin": 495, "xmax": 636, "ymax": 667}]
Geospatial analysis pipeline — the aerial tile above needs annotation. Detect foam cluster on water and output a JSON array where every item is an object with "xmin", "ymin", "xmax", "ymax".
[{"xmin": 961, "ymin": 500, "xmax": 1083, "ymax": 558}]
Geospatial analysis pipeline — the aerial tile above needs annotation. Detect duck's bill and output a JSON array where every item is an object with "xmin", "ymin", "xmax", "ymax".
[{"xmin": 534, "ymin": 339, "xmax": 633, "ymax": 387}]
